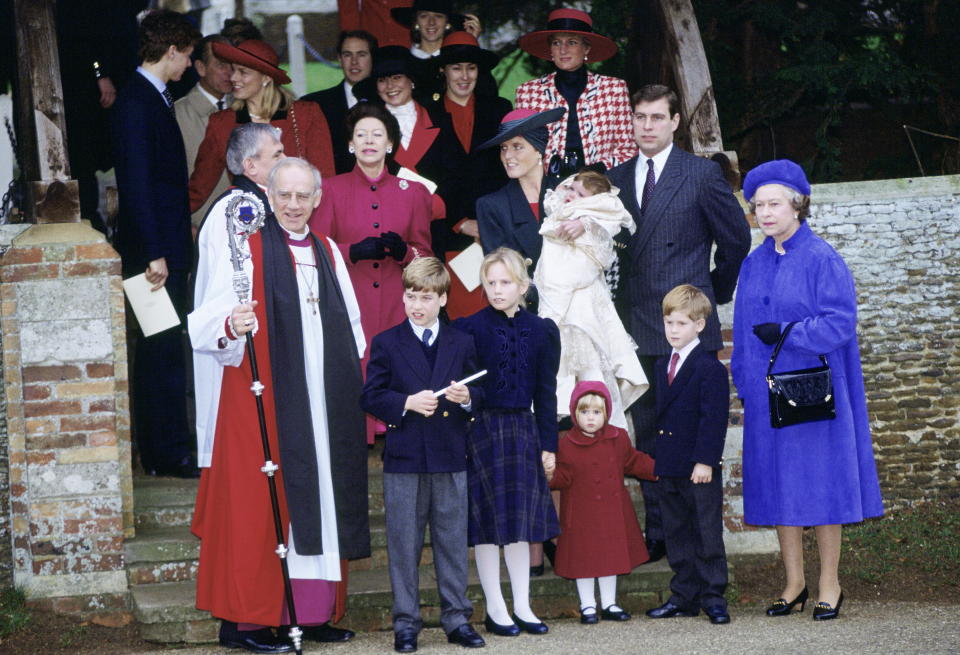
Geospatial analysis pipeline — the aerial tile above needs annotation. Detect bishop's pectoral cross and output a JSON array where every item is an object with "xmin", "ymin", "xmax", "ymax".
[{"xmin": 306, "ymin": 295, "xmax": 320, "ymax": 314}]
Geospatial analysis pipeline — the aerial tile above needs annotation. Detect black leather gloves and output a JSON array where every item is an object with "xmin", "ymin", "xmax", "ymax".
[
  {"xmin": 349, "ymin": 236, "xmax": 386, "ymax": 263},
  {"xmin": 380, "ymin": 231, "xmax": 407, "ymax": 262},
  {"xmin": 752, "ymin": 322, "xmax": 782, "ymax": 345}
]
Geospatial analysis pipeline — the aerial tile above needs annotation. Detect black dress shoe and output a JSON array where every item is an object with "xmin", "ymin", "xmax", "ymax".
[
  {"xmin": 645, "ymin": 601, "xmax": 699, "ymax": 619},
  {"xmin": 645, "ymin": 539, "xmax": 666, "ymax": 563},
  {"xmin": 704, "ymin": 605, "xmax": 731, "ymax": 624},
  {"xmin": 219, "ymin": 623, "xmax": 293, "ymax": 654},
  {"xmin": 299, "ymin": 623, "xmax": 355, "ymax": 642},
  {"xmin": 600, "ymin": 605, "xmax": 631, "ymax": 621},
  {"xmin": 511, "ymin": 613, "xmax": 548, "ymax": 635},
  {"xmin": 812, "ymin": 591, "xmax": 844, "ymax": 621},
  {"xmin": 446, "ymin": 624, "xmax": 486, "ymax": 648},
  {"xmin": 766, "ymin": 586, "xmax": 809, "ymax": 616},
  {"xmin": 529, "ymin": 563, "xmax": 545, "ymax": 577},
  {"xmin": 579, "ymin": 606, "xmax": 598, "ymax": 624},
  {"xmin": 394, "ymin": 629, "xmax": 418, "ymax": 653},
  {"xmin": 483, "ymin": 615, "xmax": 519, "ymax": 637}
]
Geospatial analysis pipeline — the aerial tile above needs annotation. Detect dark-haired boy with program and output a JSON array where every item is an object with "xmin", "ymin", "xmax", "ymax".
[
  {"xmin": 646, "ymin": 284, "xmax": 731, "ymax": 625},
  {"xmin": 361, "ymin": 257, "xmax": 486, "ymax": 653}
]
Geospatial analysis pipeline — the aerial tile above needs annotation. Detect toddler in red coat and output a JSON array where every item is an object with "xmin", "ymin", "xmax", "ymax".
[{"xmin": 548, "ymin": 380, "xmax": 656, "ymax": 623}]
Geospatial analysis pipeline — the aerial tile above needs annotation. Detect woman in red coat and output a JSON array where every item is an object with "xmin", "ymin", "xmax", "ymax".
[
  {"xmin": 189, "ymin": 39, "xmax": 335, "ymax": 214},
  {"xmin": 310, "ymin": 103, "xmax": 432, "ymax": 443},
  {"xmin": 549, "ymin": 380, "xmax": 656, "ymax": 623}
]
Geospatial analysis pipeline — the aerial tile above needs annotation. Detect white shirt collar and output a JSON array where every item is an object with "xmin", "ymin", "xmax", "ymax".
[
  {"xmin": 639, "ymin": 142, "xmax": 673, "ymax": 183},
  {"xmin": 343, "ymin": 80, "xmax": 358, "ymax": 109},
  {"xmin": 410, "ymin": 44, "xmax": 440, "ymax": 60},
  {"xmin": 671, "ymin": 335, "xmax": 700, "ymax": 374},
  {"xmin": 409, "ymin": 319, "xmax": 439, "ymax": 346},
  {"xmin": 137, "ymin": 66, "xmax": 168, "ymax": 101},
  {"xmin": 387, "ymin": 101, "xmax": 418, "ymax": 148},
  {"xmin": 197, "ymin": 83, "xmax": 231, "ymax": 109}
]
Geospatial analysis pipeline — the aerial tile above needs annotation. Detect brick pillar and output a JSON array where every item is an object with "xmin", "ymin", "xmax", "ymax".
[{"xmin": 0, "ymin": 222, "xmax": 132, "ymax": 619}]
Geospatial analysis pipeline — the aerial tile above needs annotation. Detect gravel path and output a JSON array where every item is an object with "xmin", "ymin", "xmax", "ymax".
[{"xmin": 149, "ymin": 602, "xmax": 959, "ymax": 655}]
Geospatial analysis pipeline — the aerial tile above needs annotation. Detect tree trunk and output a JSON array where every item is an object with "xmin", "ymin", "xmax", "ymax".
[{"xmin": 12, "ymin": 0, "xmax": 79, "ymax": 223}]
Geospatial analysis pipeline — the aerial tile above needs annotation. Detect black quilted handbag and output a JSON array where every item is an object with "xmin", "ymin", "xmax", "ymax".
[{"xmin": 766, "ymin": 322, "xmax": 836, "ymax": 428}]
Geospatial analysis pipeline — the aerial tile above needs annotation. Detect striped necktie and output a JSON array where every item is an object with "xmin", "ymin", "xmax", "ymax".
[{"xmin": 161, "ymin": 88, "xmax": 175, "ymax": 116}]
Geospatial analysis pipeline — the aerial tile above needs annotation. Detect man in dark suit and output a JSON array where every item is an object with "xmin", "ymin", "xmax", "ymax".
[
  {"xmin": 301, "ymin": 30, "xmax": 378, "ymax": 175},
  {"xmin": 607, "ymin": 84, "xmax": 750, "ymax": 561},
  {"xmin": 111, "ymin": 9, "xmax": 200, "ymax": 478},
  {"xmin": 360, "ymin": 257, "xmax": 486, "ymax": 653}
]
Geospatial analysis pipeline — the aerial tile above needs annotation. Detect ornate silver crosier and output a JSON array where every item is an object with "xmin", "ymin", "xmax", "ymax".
[{"xmin": 224, "ymin": 192, "xmax": 266, "ymax": 303}]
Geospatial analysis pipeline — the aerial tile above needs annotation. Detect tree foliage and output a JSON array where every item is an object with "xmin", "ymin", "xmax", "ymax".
[{"xmin": 476, "ymin": 0, "xmax": 959, "ymax": 181}]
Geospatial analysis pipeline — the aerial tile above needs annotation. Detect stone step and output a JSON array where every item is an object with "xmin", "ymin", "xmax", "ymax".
[
  {"xmin": 131, "ymin": 559, "xmax": 679, "ymax": 643},
  {"xmin": 125, "ymin": 525, "xmax": 200, "ymax": 585},
  {"xmin": 133, "ymin": 475, "xmax": 200, "ymax": 530}
]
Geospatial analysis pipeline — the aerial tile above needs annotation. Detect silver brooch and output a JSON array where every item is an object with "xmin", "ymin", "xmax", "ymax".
[{"xmin": 399, "ymin": 179, "xmax": 409, "ymax": 190}]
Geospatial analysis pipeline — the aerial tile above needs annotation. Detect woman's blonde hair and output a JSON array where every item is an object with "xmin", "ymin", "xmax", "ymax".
[
  {"xmin": 575, "ymin": 392, "xmax": 607, "ymax": 423},
  {"xmin": 231, "ymin": 77, "xmax": 295, "ymax": 119},
  {"xmin": 480, "ymin": 247, "xmax": 531, "ymax": 306}
]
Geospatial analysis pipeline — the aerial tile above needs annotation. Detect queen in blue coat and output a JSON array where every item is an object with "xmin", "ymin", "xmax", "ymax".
[{"xmin": 731, "ymin": 160, "xmax": 883, "ymax": 621}]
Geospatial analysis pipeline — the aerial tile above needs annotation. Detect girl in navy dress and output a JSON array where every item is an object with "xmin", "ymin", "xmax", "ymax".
[{"xmin": 453, "ymin": 247, "xmax": 561, "ymax": 636}]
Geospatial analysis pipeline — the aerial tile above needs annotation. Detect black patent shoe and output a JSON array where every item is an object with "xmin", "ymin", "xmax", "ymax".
[
  {"xmin": 600, "ymin": 605, "xmax": 631, "ymax": 621},
  {"xmin": 298, "ymin": 623, "xmax": 355, "ymax": 642},
  {"xmin": 483, "ymin": 615, "xmax": 520, "ymax": 637},
  {"xmin": 394, "ymin": 629, "xmax": 418, "ymax": 652},
  {"xmin": 766, "ymin": 586, "xmax": 809, "ymax": 616},
  {"xmin": 529, "ymin": 563, "xmax": 545, "ymax": 577},
  {"xmin": 511, "ymin": 614, "xmax": 549, "ymax": 635},
  {"xmin": 704, "ymin": 605, "xmax": 731, "ymax": 624},
  {"xmin": 446, "ymin": 624, "xmax": 486, "ymax": 648},
  {"xmin": 579, "ymin": 607, "xmax": 598, "ymax": 625},
  {"xmin": 812, "ymin": 591, "xmax": 844, "ymax": 621},
  {"xmin": 219, "ymin": 622, "xmax": 293, "ymax": 654},
  {"xmin": 645, "ymin": 601, "xmax": 699, "ymax": 619}
]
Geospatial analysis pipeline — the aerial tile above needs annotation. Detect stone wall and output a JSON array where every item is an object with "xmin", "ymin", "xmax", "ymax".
[
  {"xmin": 0, "ymin": 222, "xmax": 132, "ymax": 618},
  {"xmin": 811, "ymin": 175, "xmax": 960, "ymax": 506},
  {"xmin": 717, "ymin": 174, "xmax": 960, "ymax": 552}
]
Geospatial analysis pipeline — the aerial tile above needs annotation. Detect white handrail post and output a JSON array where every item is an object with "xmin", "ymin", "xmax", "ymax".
[{"xmin": 286, "ymin": 14, "xmax": 306, "ymax": 98}]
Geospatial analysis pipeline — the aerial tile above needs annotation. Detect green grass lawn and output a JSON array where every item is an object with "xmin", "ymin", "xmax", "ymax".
[{"xmin": 283, "ymin": 50, "xmax": 538, "ymax": 101}]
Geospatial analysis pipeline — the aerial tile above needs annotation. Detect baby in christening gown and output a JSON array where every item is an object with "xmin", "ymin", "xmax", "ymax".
[{"xmin": 534, "ymin": 171, "xmax": 648, "ymax": 430}]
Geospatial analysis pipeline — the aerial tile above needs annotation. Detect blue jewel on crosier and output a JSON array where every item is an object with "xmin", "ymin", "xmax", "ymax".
[{"xmin": 238, "ymin": 205, "xmax": 254, "ymax": 225}]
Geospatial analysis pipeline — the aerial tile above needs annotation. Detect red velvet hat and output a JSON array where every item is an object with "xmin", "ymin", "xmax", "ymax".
[
  {"xmin": 518, "ymin": 8, "xmax": 618, "ymax": 63},
  {"xmin": 211, "ymin": 39, "xmax": 292, "ymax": 85}
]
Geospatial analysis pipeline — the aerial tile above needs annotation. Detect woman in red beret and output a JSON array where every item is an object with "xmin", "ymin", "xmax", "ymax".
[{"xmin": 189, "ymin": 39, "xmax": 335, "ymax": 214}]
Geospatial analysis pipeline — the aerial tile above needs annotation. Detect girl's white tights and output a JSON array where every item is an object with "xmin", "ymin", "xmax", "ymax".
[
  {"xmin": 475, "ymin": 542, "xmax": 541, "ymax": 625},
  {"xmin": 576, "ymin": 575, "xmax": 619, "ymax": 610}
]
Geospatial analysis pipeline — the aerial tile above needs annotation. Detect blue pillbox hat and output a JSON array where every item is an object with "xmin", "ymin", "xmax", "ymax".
[{"xmin": 742, "ymin": 159, "xmax": 811, "ymax": 202}]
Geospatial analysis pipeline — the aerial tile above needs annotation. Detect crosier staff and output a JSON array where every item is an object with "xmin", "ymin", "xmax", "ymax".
[{"xmin": 224, "ymin": 193, "xmax": 305, "ymax": 655}]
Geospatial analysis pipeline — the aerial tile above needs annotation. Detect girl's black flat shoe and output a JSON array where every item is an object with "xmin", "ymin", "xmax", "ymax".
[
  {"xmin": 511, "ymin": 614, "xmax": 549, "ymax": 635},
  {"xmin": 529, "ymin": 564, "xmax": 544, "ymax": 577},
  {"xmin": 812, "ymin": 591, "xmax": 843, "ymax": 621},
  {"xmin": 579, "ymin": 606, "xmax": 598, "ymax": 624},
  {"xmin": 483, "ymin": 615, "xmax": 520, "ymax": 637},
  {"xmin": 766, "ymin": 586, "xmax": 808, "ymax": 616}
]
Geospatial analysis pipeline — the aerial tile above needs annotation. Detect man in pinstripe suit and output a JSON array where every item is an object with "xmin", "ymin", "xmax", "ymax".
[{"xmin": 608, "ymin": 84, "xmax": 750, "ymax": 561}]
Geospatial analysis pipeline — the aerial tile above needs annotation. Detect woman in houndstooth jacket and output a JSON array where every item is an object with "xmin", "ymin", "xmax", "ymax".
[{"xmin": 514, "ymin": 8, "xmax": 636, "ymax": 180}]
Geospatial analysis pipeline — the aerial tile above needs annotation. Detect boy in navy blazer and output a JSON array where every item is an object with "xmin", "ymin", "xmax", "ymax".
[
  {"xmin": 361, "ymin": 257, "xmax": 486, "ymax": 652},
  {"xmin": 646, "ymin": 284, "xmax": 731, "ymax": 625}
]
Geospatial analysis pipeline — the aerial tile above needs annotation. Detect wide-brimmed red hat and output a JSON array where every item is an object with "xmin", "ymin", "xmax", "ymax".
[
  {"xmin": 212, "ymin": 39, "xmax": 292, "ymax": 85},
  {"xmin": 437, "ymin": 32, "xmax": 499, "ymax": 71},
  {"xmin": 518, "ymin": 8, "xmax": 618, "ymax": 63}
]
